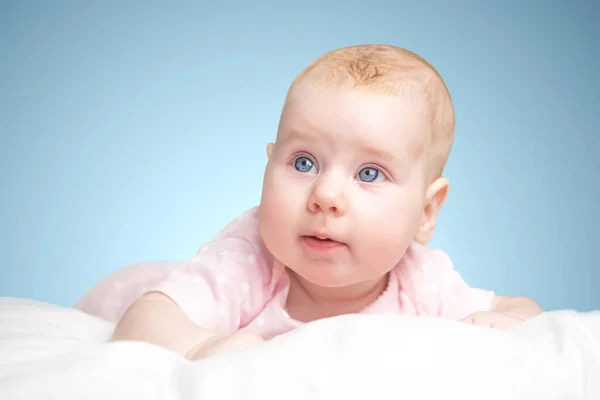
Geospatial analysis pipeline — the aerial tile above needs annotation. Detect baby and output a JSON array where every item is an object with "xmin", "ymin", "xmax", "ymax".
[{"xmin": 112, "ymin": 44, "xmax": 543, "ymax": 359}]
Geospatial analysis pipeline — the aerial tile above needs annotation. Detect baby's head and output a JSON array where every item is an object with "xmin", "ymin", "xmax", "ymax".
[{"xmin": 258, "ymin": 44, "xmax": 455, "ymax": 290}]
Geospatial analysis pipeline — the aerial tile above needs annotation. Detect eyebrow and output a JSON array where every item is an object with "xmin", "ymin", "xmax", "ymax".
[
  {"xmin": 280, "ymin": 130, "xmax": 402, "ymax": 165},
  {"xmin": 278, "ymin": 130, "xmax": 320, "ymax": 145},
  {"xmin": 358, "ymin": 143, "xmax": 401, "ymax": 165}
]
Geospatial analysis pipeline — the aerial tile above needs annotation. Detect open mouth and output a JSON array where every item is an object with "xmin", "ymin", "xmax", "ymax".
[
  {"xmin": 301, "ymin": 235, "xmax": 345, "ymax": 251},
  {"xmin": 309, "ymin": 236, "xmax": 333, "ymax": 242}
]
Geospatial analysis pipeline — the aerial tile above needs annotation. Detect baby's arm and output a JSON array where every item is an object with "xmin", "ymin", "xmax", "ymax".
[
  {"xmin": 112, "ymin": 292, "xmax": 215, "ymax": 359},
  {"xmin": 459, "ymin": 295, "xmax": 543, "ymax": 329},
  {"xmin": 110, "ymin": 210, "xmax": 271, "ymax": 357},
  {"xmin": 112, "ymin": 292, "xmax": 264, "ymax": 359},
  {"xmin": 489, "ymin": 294, "xmax": 543, "ymax": 320}
]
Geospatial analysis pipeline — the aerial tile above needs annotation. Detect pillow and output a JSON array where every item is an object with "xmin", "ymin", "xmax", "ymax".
[{"xmin": 1, "ymin": 296, "xmax": 599, "ymax": 400}]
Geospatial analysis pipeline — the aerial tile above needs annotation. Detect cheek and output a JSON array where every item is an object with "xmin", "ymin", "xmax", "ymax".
[
  {"xmin": 354, "ymin": 186, "xmax": 420, "ymax": 229},
  {"xmin": 260, "ymin": 167, "xmax": 310, "ymax": 209},
  {"xmin": 351, "ymin": 189, "xmax": 422, "ymax": 259},
  {"xmin": 259, "ymin": 167, "xmax": 308, "ymax": 243}
]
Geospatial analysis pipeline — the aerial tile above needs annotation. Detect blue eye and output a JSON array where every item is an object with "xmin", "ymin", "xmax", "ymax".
[
  {"xmin": 358, "ymin": 167, "xmax": 380, "ymax": 182},
  {"xmin": 294, "ymin": 156, "xmax": 316, "ymax": 173}
]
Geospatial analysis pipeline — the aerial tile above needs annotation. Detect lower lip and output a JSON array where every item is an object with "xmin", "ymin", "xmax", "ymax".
[{"xmin": 301, "ymin": 236, "xmax": 345, "ymax": 252}]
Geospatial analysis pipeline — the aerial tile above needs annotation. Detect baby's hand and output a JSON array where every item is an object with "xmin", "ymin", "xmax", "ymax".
[
  {"xmin": 190, "ymin": 331, "xmax": 265, "ymax": 360},
  {"xmin": 459, "ymin": 311, "xmax": 524, "ymax": 330}
]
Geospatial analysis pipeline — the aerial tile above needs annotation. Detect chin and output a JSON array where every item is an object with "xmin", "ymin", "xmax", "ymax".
[{"xmin": 288, "ymin": 263, "xmax": 355, "ymax": 288}]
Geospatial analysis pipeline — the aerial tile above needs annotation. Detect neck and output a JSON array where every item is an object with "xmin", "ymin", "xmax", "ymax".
[{"xmin": 285, "ymin": 270, "xmax": 389, "ymax": 322}]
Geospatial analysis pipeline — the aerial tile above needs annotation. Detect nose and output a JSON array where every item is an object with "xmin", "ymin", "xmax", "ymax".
[{"xmin": 307, "ymin": 173, "xmax": 347, "ymax": 216}]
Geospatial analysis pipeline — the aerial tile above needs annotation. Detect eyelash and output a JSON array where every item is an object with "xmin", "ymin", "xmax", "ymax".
[
  {"xmin": 289, "ymin": 153, "xmax": 390, "ymax": 182},
  {"xmin": 360, "ymin": 163, "xmax": 386, "ymax": 176},
  {"xmin": 289, "ymin": 152, "xmax": 318, "ymax": 169}
]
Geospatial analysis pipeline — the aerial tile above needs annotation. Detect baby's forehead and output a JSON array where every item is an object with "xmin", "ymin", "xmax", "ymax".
[
  {"xmin": 287, "ymin": 64, "xmax": 439, "ymax": 133},
  {"xmin": 285, "ymin": 81, "xmax": 432, "ymax": 129},
  {"xmin": 279, "ymin": 87, "xmax": 430, "ymax": 161}
]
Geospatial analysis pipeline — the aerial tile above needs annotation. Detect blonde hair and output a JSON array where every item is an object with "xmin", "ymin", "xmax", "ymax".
[{"xmin": 286, "ymin": 44, "xmax": 455, "ymax": 178}]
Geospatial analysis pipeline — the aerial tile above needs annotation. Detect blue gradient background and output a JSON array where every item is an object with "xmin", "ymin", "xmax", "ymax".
[{"xmin": 1, "ymin": 1, "xmax": 598, "ymax": 312}]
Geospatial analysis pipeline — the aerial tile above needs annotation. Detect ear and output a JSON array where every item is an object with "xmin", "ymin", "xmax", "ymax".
[
  {"xmin": 266, "ymin": 142, "xmax": 274, "ymax": 159},
  {"xmin": 414, "ymin": 177, "xmax": 449, "ymax": 244}
]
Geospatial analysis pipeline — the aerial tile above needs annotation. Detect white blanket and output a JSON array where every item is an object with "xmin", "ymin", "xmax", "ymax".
[{"xmin": 0, "ymin": 297, "xmax": 598, "ymax": 400}]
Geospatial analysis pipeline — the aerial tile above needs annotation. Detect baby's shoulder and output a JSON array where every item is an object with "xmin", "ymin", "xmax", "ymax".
[
  {"xmin": 189, "ymin": 206, "xmax": 276, "ymax": 287},
  {"xmin": 391, "ymin": 243, "xmax": 495, "ymax": 318},
  {"xmin": 195, "ymin": 206, "xmax": 263, "ymax": 255}
]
